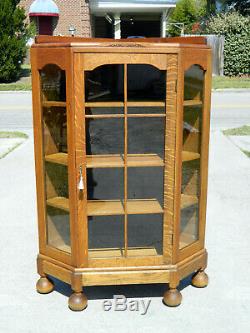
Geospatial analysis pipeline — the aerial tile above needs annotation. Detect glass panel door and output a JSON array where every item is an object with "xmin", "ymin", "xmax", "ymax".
[
  {"xmin": 40, "ymin": 64, "xmax": 71, "ymax": 253},
  {"xmin": 84, "ymin": 63, "xmax": 166, "ymax": 260},
  {"xmin": 179, "ymin": 65, "xmax": 204, "ymax": 249}
]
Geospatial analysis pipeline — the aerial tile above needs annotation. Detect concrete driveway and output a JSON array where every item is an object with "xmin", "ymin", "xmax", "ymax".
[{"xmin": 0, "ymin": 91, "xmax": 249, "ymax": 333}]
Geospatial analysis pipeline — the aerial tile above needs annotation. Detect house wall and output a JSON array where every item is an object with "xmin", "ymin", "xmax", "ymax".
[{"xmin": 19, "ymin": 0, "xmax": 92, "ymax": 37}]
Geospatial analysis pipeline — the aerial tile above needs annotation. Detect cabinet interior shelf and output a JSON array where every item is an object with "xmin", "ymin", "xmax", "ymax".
[
  {"xmin": 46, "ymin": 197, "xmax": 163, "ymax": 216},
  {"xmin": 85, "ymin": 113, "xmax": 165, "ymax": 118},
  {"xmin": 42, "ymin": 101, "xmax": 66, "ymax": 108},
  {"xmin": 46, "ymin": 194, "xmax": 198, "ymax": 216},
  {"xmin": 183, "ymin": 100, "xmax": 202, "ymax": 107},
  {"xmin": 85, "ymin": 101, "xmax": 165, "ymax": 108},
  {"xmin": 45, "ymin": 151, "xmax": 200, "ymax": 168},
  {"xmin": 57, "ymin": 245, "xmax": 159, "ymax": 258},
  {"xmin": 42, "ymin": 99, "xmax": 202, "ymax": 109}
]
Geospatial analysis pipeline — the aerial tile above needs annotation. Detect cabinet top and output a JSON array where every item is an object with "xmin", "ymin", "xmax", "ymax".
[{"xmin": 32, "ymin": 36, "xmax": 210, "ymax": 50}]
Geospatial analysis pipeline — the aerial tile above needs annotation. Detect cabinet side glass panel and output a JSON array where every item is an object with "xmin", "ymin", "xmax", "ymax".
[
  {"xmin": 180, "ymin": 65, "xmax": 204, "ymax": 249},
  {"xmin": 40, "ymin": 65, "xmax": 71, "ymax": 253}
]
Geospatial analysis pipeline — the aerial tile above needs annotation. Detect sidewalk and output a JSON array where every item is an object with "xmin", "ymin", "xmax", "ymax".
[{"xmin": 0, "ymin": 128, "xmax": 250, "ymax": 333}]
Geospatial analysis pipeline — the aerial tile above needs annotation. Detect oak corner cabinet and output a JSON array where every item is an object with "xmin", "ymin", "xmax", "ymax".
[{"xmin": 31, "ymin": 36, "xmax": 211, "ymax": 311}]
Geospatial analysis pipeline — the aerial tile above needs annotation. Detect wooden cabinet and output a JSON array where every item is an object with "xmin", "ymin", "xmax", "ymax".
[{"xmin": 31, "ymin": 36, "xmax": 211, "ymax": 311}]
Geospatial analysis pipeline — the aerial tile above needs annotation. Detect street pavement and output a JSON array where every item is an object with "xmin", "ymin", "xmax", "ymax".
[{"xmin": 0, "ymin": 91, "xmax": 250, "ymax": 333}]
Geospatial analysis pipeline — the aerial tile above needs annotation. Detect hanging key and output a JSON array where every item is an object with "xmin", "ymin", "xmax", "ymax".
[{"xmin": 78, "ymin": 166, "xmax": 84, "ymax": 190}]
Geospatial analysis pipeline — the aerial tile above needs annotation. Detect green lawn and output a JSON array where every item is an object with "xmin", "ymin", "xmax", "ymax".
[
  {"xmin": 0, "ymin": 131, "xmax": 28, "ymax": 139},
  {"xmin": 0, "ymin": 131, "xmax": 28, "ymax": 159},
  {"xmin": 212, "ymin": 76, "xmax": 250, "ymax": 89},
  {"xmin": 223, "ymin": 125, "xmax": 250, "ymax": 136},
  {"xmin": 223, "ymin": 125, "xmax": 250, "ymax": 158},
  {"xmin": 0, "ymin": 64, "xmax": 31, "ymax": 91}
]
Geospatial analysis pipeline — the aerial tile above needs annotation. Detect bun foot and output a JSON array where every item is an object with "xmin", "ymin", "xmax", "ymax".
[
  {"xmin": 68, "ymin": 292, "xmax": 88, "ymax": 311},
  {"xmin": 192, "ymin": 270, "xmax": 209, "ymax": 288},
  {"xmin": 163, "ymin": 288, "xmax": 182, "ymax": 307},
  {"xmin": 36, "ymin": 276, "xmax": 54, "ymax": 294}
]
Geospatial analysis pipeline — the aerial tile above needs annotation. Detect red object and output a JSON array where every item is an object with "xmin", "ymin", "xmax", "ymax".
[
  {"xmin": 38, "ymin": 16, "xmax": 53, "ymax": 35},
  {"xmin": 29, "ymin": 12, "xmax": 58, "ymax": 17}
]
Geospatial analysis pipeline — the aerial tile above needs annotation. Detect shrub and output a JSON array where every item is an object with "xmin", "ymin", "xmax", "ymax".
[
  {"xmin": 0, "ymin": 0, "xmax": 30, "ymax": 82},
  {"xmin": 206, "ymin": 11, "xmax": 250, "ymax": 76}
]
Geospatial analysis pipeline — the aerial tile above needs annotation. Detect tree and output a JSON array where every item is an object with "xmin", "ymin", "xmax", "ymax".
[
  {"xmin": 220, "ymin": 1, "xmax": 250, "ymax": 15},
  {"xmin": 168, "ymin": 0, "xmax": 206, "ymax": 36},
  {"xmin": 0, "ymin": 0, "xmax": 30, "ymax": 82},
  {"xmin": 207, "ymin": 0, "xmax": 217, "ymax": 15}
]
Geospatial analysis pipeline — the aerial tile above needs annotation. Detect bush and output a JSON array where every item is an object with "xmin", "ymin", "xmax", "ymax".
[
  {"xmin": 0, "ymin": 0, "xmax": 30, "ymax": 83},
  {"xmin": 168, "ymin": 0, "xmax": 206, "ymax": 36},
  {"xmin": 205, "ymin": 12, "xmax": 250, "ymax": 76}
]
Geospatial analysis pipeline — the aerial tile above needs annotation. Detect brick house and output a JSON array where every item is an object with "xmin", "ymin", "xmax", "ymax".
[{"xmin": 19, "ymin": 0, "xmax": 177, "ymax": 38}]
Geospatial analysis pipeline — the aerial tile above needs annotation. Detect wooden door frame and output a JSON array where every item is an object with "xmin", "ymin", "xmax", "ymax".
[
  {"xmin": 31, "ymin": 47, "xmax": 76, "ymax": 266},
  {"xmin": 74, "ymin": 51, "xmax": 179, "ymax": 268},
  {"xmin": 175, "ymin": 48, "xmax": 212, "ymax": 263}
]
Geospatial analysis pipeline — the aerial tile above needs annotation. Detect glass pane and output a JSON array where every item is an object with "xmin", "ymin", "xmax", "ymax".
[
  {"xmin": 127, "ymin": 116, "xmax": 165, "ymax": 256},
  {"xmin": 86, "ymin": 118, "xmax": 124, "ymax": 155},
  {"xmin": 127, "ymin": 65, "xmax": 166, "ymax": 101},
  {"xmin": 87, "ymin": 168, "xmax": 124, "ymax": 200},
  {"xmin": 128, "ymin": 117, "xmax": 165, "ymax": 159},
  {"xmin": 180, "ymin": 65, "xmax": 204, "ymax": 249},
  {"xmin": 85, "ymin": 65, "xmax": 124, "ymax": 102},
  {"xmin": 128, "ymin": 214, "xmax": 163, "ymax": 256},
  {"xmin": 88, "ymin": 216, "xmax": 124, "ymax": 259},
  {"xmin": 128, "ymin": 167, "xmax": 163, "ymax": 256},
  {"xmin": 40, "ymin": 64, "xmax": 66, "ymax": 101},
  {"xmin": 128, "ymin": 106, "xmax": 165, "ymax": 114},
  {"xmin": 86, "ymin": 115, "xmax": 125, "ymax": 257},
  {"xmin": 41, "ymin": 65, "xmax": 71, "ymax": 253}
]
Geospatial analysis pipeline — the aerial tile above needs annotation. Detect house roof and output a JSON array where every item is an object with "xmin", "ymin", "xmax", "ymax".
[
  {"xmin": 29, "ymin": 0, "xmax": 59, "ymax": 17},
  {"xmin": 90, "ymin": 0, "xmax": 177, "ymax": 14}
]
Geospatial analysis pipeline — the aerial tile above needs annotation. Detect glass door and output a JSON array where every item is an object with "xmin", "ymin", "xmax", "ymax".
[{"xmin": 83, "ymin": 60, "xmax": 169, "ymax": 263}]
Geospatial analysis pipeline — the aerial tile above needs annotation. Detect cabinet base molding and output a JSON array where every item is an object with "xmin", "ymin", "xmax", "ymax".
[{"xmin": 37, "ymin": 249, "xmax": 207, "ymax": 309}]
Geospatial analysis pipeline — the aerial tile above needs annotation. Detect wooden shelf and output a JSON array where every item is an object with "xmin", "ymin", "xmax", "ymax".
[
  {"xmin": 85, "ymin": 113, "xmax": 165, "ymax": 118},
  {"xmin": 45, "ymin": 153, "xmax": 164, "ymax": 168},
  {"xmin": 47, "ymin": 197, "xmax": 69, "ymax": 212},
  {"xmin": 85, "ymin": 101, "xmax": 124, "ymax": 108},
  {"xmin": 89, "ymin": 246, "xmax": 158, "ymax": 259},
  {"xmin": 84, "ymin": 101, "xmax": 165, "ymax": 108},
  {"xmin": 88, "ymin": 200, "xmax": 124, "ymax": 216},
  {"xmin": 45, "ymin": 152, "xmax": 68, "ymax": 165},
  {"xmin": 181, "ymin": 194, "xmax": 198, "ymax": 209},
  {"xmin": 182, "ymin": 151, "xmax": 200, "ymax": 162},
  {"xmin": 127, "ymin": 101, "xmax": 165, "ymax": 107},
  {"xmin": 87, "ymin": 154, "xmax": 164, "ymax": 168},
  {"xmin": 127, "ymin": 154, "xmax": 164, "ymax": 167},
  {"xmin": 127, "ymin": 199, "xmax": 163, "ymax": 214},
  {"xmin": 87, "ymin": 154, "xmax": 122, "ymax": 168},
  {"xmin": 42, "ymin": 101, "xmax": 66, "ymax": 108},
  {"xmin": 184, "ymin": 100, "xmax": 202, "ymax": 107},
  {"xmin": 47, "ymin": 197, "xmax": 163, "ymax": 216}
]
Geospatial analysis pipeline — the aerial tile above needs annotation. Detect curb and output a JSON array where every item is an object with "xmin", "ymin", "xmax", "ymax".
[
  {"xmin": 0, "ymin": 90, "xmax": 32, "ymax": 94},
  {"xmin": 212, "ymin": 88, "xmax": 250, "ymax": 93}
]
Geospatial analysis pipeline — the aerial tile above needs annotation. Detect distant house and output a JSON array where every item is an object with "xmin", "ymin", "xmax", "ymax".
[{"xmin": 19, "ymin": 0, "xmax": 177, "ymax": 38}]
